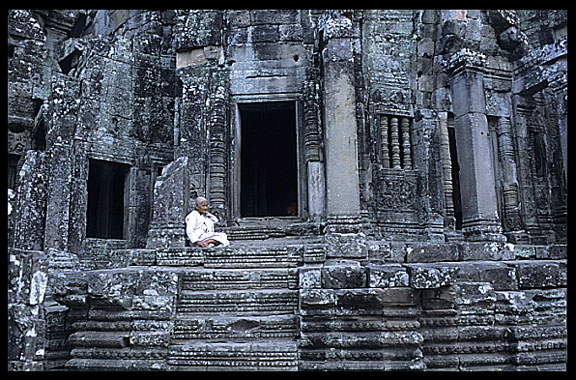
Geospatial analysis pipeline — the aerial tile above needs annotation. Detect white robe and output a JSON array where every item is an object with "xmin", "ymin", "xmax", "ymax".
[{"xmin": 185, "ymin": 210, "xmax": 229, "ymax": 247}]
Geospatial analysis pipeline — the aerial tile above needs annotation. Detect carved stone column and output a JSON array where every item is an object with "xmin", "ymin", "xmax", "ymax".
[
  {"xmin": 401, "ymin": 117, "xmax": 412, "ymax": 169},
  {"xmin": 380, "ymin": 115, "xmax": 390, "ymax": 168},
  {"xmin": 390, "ymin": 117, "xmax": 401, "ymax": 169},
  {"xmin": 446, "ymin": 50, "xmax": 505, "ymax": 242},
  {"xmin": 319, "ymin": 11, "xmax": 362, "ymax": 231}
]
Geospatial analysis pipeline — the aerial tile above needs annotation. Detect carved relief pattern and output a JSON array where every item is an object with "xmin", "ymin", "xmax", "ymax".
[
  {"xmin": 8, "ymin": 130, "xmax": 30, "ymax": 155},
  {"xmin": 376, "ymin": 170, "xmax": 419, "ymax": 212}
]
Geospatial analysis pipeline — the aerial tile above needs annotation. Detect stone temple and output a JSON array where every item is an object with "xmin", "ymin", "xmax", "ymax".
[{"xmin": 8, "ymin": 9, "xmax": 567, "ymax": 371}]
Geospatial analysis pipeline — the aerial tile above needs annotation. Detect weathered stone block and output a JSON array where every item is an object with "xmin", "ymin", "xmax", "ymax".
[
  {"xmin": 405, "ymin": 264, "xmax": 459, "ymax": 289},
  {"xmin": 460, "ymin": 242, "xmax": 514, "ymax": 261},
  {"xmin": 250, "ymin": 9, "xmax": 299, "ymax": 25},
  {"xmin": 129, "ymin": 331, "xmax": 171, "ymax": 347},
  {"xmin": 69, "ymin": 331, "xmax": 130, "ymax": 348},
  {"xmin": 13, "ymin": 151, "xmax": 48, "ymax": 251},
  {"xmin": 367, "ymin": 264, "xmax": 409, "ymax": 288},
  {"xmin": 379, "ymin": 287, "xmax": 418, "ymax": 306},
  {"xmin": 299, "ymin": 267, "xmax": 322, "ymax": 289},
  {"xmin": 321, "ymin": 260, "xmax": 366, "ymax": 289},
  {"xmin": 250, "ymin": 25, "xmax": 279, "ymax": 43},
  {"xmin": 452, "ymin": 282, "xmax": 496, "ymax": 310},
  {"xmin": 147, "ymin": 157, "xmax": 189, "ymax": 249},
  {"xmin": 87, "ymin": 271, "xmax": 135, "ymax": 307},
  {"xmin": 337, "ymin": 288, "xmax": 388, "ymax": 309},
  {"xmin": 421, "ymin": 286, "xmax": 458, "ymax": 310},
  {"xmin": 324, "ymin": 233, "xmax": 368, "ymax": 259},
  {"xmin": 512, "ymin": 261, "xmax": 560, "ymax": 289},
  {"xmin": 540, "ymin": 245, "xmax": 567, "ymax": 259},
  {"xmin": 300, "ymin": 289, "xmax": 337, "ymax": 309},
  {"xmin": 443, "ymin": 261, "xmax": 517, "ymax": 290},
  {"xmin": 405, "ymin": 242, "xmax": 459, "ymax": 262}
]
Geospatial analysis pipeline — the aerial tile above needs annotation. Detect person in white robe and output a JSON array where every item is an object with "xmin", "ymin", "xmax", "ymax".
[{"xmin": 185, "ymin": 196, "xmax": 230, "ymax": 247}]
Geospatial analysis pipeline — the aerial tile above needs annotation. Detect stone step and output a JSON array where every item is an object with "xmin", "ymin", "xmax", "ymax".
[
  {"xmin": 180, "ymin": 267, "xmax": 298, "ymax": 291},
  {"xmin": 154, "ymin": 242, "xmax": 325, "ymax": 267},
  {"xmin": 203, "ymin": 246, "xmax": 303, "ymax": 268},
  {"xmin": 67, "ymin": 356, "xmax": 169, "ymax": 371},
  {"xmin": 221, "ymin": 219, "xmax": 322, "ymax": 241},
  {"xmin": 177, "ymin": 289, "xmax": 299, "ymax": 315},
  {"xmin": 168, "ymin": 340, "xmax": 299, "ymax": 371},
  {"xmin": 172, "ymin": 314, "xmax": 298, "ymax": 341}
]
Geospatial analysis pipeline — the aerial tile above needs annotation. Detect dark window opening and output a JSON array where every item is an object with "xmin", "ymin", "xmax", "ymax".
[
  {"xmin": 8, "ymin": 154, "xmax": 20, "ymax": 189},
  {"xmin": 32, "ymin": 118, "xmax": 46, "ymax": 151},
  {"xmin": 68, "ymin": 12, "xmax": 88, "ymax": 38},
  {"xmin": 448, "ymin": 123, "xmax": 463, "ymax": 230},
  {"xmin": 487, "ymin": 117, "xmax": 503, "ymax": 221},
  {"xmin": 86, "ymin": 159, "xmax": 130, "ymax": 239},
  {"xmin": 58, "ymin": 49, "xmax": 82, "ymax": 75},
  {"xmin": 532, "ymin": 131, "xmax": 547, "ymax": 177},
  {"xmin": 240, "ymin": 101, "xmax": 298, "ymax": 217}
]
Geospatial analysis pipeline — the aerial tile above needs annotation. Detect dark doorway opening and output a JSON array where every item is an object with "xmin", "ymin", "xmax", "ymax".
[
  {"xmin": 448, "ymin": 124, "xmax": 463, "ymax": 230},
  {"xmin": 86, "ymin": 159, "xmax": 130, "ymax": 238},
  {"xmin": 239, "ymin": 101, "xmax": 298, "ymax": 217}
]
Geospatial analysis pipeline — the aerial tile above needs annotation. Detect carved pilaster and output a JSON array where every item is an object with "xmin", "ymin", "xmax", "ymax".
[
  {"xmin": 495, "ymin": 117, "xmax": 525, "ymax": 238},
  {"xmin": 320, "ymin": 10, "xmax": 361, "ymax": 225},
  {"xmin": 302, "ymin": 71, "xmax": 326, "ymax": 220},
  {"xmin": 438, "ymin": 112, "xmax": 455, "ymax": 229},
  {"xmin": 208, "ymin": 84, "xmax": 227, "ymax": 221},
  {"xmin": 302, "ymin": 75, "xmax": 322, "ymax": 162}
]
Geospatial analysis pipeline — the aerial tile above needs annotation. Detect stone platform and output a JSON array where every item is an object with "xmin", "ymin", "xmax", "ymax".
[{"xmin": 9, "ymin": 235, "xmax": 567, "ymax": 371}]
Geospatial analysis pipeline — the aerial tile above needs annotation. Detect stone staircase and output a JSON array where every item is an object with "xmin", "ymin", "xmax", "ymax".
[
  {"xmin": 63, "ymin": 237, "xmax": 325, "ymax": 371},
  {"xmin": 169, "ymin": 268, "xmax": 300, "ymax": 370},
  {"xmin": 166, "ymin": 238, "xmax": 325, "ymax": 370},
  {"xmin": 56, "ymin": 235, "xmax": 566, "ymax": 371}
]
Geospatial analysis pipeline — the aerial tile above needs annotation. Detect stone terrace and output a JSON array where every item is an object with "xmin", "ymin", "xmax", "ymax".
[{"xmin": 11, "ymin": 232, "xmax": 563, "ymax": 371}]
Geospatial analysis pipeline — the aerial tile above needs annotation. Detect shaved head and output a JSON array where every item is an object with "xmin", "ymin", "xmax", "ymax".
[{"xmin": 195, "ymin": 196, "xmax": 208, "ymax": 205}]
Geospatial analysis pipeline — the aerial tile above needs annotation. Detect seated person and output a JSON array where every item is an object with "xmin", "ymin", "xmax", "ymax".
[{"xmin": 185, "ymin": 196, "xmax": 230, "ymax": 248}]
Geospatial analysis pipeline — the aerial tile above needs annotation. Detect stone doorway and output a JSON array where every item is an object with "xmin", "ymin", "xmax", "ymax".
[
  {"xmin": 239, "ymin": 101, "xmax": 299, "ymax": 217},
  {"xmin": 86, "ymin": 158, "xmax": 130, "ymax": 239}
]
